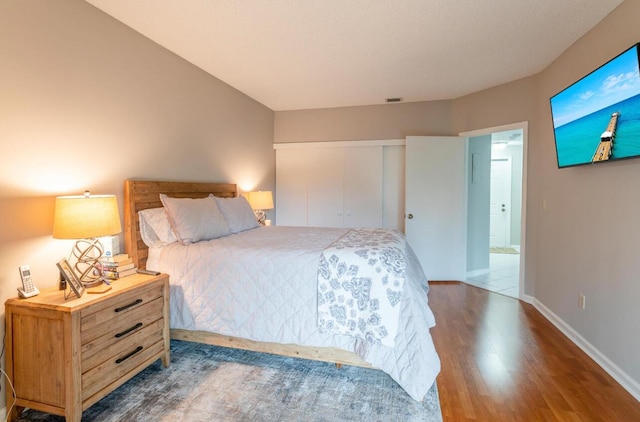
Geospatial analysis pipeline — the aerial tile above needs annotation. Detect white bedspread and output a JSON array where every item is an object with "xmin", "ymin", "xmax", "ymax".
[{"xmin": 147, "ymin": 226, "xmax": 440, "ymax": 401}]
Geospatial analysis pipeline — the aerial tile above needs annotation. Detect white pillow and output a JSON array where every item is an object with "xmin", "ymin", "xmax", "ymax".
[
  {"xmin": 159, "ymin": 194, "xmax": 231, "ymax": 245},
  {"xmin": 138, "ymin": 207, "xmax": 177, "ymax": 247},
  {"xmin": 213, "ymin": 195, "xmax": 259, "ymax": 233}
]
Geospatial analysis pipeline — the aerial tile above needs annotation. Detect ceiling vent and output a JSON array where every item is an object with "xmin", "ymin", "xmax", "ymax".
[{"xmin": 385, "ymin": 97, "xmax": 403, "ymax": 103}]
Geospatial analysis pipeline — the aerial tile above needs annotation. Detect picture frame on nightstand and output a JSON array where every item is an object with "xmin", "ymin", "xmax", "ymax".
[{"xmin": 56, "ymin": 258, "xmax": 85, "ymax": 298}]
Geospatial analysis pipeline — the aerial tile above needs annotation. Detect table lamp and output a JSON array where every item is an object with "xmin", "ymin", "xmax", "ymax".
[
  {"xmin": 53, "ymin": 191, "xmax": 122, "ymax": 286},
  {"xmin": 247, "ymin": 191, "xmax": 273, "ymax": 226}
]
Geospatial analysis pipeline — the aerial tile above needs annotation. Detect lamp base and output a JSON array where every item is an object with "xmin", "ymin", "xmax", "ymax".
[
  {"xmin": 254, "ymin": 209, "xmax": 267, "ymax": 226},
  {"xmin": 71, "ymin": 238, "xmax": 106, "ymax": 286}
]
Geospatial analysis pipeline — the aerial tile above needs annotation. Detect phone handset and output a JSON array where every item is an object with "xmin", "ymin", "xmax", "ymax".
[{"xmin": 18, "ymin": 264, "xmax": 40, "ymax": 298}]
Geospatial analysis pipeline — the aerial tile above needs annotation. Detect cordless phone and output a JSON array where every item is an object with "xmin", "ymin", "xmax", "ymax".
[{"xmin": 18, "ymin": 264, "xmax": 40, "ymax": 298}]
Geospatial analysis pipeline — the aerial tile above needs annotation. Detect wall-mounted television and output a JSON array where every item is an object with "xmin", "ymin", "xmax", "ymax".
[{"xmin": 550, "ymin": 43, "xmax": 640, "ymax": 168}]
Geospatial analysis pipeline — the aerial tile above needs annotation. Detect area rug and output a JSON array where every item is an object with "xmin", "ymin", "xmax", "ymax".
[
  {"xmin": 18, "ymin": 340, "xmax": 442, "ymax": 422},
  {"xmin": 489, "ymin": 247, "xmax": 519, "ymax": 254}
]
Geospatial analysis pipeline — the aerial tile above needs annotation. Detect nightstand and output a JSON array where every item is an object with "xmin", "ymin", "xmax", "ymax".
[{"xmin": 4, "ymin": 273, "xmax": 170, "ymax": 422}]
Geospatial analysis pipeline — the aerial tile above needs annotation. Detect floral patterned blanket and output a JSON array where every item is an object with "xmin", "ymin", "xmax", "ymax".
[{"xmin": 317, "ymin": 228, "xmax": 407, "ymax": 347}]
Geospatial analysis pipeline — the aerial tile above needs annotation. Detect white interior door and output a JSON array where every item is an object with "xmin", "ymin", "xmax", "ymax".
[
  {"xmin": 489, "ymin": 158, "xmax": 512, "ymax": 248},
  {"xmin": 405, "ymin": 136, "xmax": 467, "ymax": 281}
]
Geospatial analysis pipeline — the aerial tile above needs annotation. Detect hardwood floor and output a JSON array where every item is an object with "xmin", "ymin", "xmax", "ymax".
[{"xmin": 428, "ymin": 281, "xmax": 640, "ymax": 421}]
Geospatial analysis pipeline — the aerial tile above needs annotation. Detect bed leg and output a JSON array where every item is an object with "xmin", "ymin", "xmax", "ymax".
[{"xmin": 335, "ymin": 363, "xmax": 343, "ymax": 369}]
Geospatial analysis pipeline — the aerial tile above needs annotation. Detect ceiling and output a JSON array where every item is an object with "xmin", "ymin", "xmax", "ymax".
[{"xmin": 85, "ymin": 0, "xmax": 623, "ymax": 111}]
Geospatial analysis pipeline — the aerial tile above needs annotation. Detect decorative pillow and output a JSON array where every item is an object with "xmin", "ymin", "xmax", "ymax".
[
  {"xmin": 159, "ymin": 194, "xmax": 231, "ymax": 244},
  {"xmin": 138, "ymin": 207, "xmax": 177, "ymax": 247},
  {"xmin": 213, "ymin": 195, "xmax": 259, "ymax": 233}
]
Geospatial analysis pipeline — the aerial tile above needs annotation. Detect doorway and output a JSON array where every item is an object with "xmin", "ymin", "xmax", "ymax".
[{"xmin": 461, "ymin": 124, "xmax": 526, "ymax": 299}]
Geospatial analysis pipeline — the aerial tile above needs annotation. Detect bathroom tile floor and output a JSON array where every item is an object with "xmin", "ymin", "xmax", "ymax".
[{"xmin": 465, "ymin": 253, "xmax": 520, "ymax": 298}]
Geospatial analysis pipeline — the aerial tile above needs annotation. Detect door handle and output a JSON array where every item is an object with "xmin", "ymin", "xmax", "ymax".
[{"xmin": 407, "ymin": 214, "xmax": 414, "ymax": 220}]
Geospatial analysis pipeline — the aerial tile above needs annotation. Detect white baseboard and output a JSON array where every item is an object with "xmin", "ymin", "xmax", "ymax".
[
  {"xmin": 521, "ymin": 294, "xmax": 535, "ymax": 305},
  {"xmin": 465, "ymin": 268, "xmax": 489, "ymax": 278},
  {"xmin": 532, "ymin": 298, "xmax": 640, "ymax": 402}
]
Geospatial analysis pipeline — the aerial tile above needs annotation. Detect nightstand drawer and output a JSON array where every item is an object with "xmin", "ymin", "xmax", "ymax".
[
  {"xmin": 82, "ymin": 315, "xmax": 165, "ymax": 372},
  {"xmin": 80, "ymin": 284, "xmax": 163, "ymax": 341},
  {"xmin": 81, "ymin": 295, "xmax": 164, "ymax": 346},
  {"xmin": 82, "ymin": 336, "xmax": 165, "ymax": 402}
]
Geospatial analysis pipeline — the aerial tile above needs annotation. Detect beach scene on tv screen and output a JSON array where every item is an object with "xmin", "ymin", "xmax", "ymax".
[{"xmin": 551, "ymin": 46, "xmax": 640, "ymax": 168}]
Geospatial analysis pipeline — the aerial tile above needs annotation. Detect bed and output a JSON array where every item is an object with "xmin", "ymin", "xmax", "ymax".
[{"xmin": 123, "ymin": 179, "xmax": 440, "ymax": 401}]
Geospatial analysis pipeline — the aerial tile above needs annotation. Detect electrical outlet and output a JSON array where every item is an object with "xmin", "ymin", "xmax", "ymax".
[{"xmin": 579, "ymin": 294, "xmax": 586, "ymax": 310}]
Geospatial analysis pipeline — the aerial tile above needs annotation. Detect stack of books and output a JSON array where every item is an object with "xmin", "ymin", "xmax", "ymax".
[{"xmin": 100, "ymin": 253, "xmax": 137, "ymax": 280}]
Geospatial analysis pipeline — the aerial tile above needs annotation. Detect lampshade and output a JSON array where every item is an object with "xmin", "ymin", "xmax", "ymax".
[
  {"xmin": 247, "ymin": 191, "xmax": 274, "ymax": 210},
  {"xmin": 53, "ymin": 193, "xmax": 122, "ymax": 239}
]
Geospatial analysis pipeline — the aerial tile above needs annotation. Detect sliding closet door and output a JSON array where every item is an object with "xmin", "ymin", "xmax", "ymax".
[
  {"xmin": 275, "ymin": 148, "xmax": 308, "ymax": 226},
  {"xmin": 307, "ymin": 148, "xmax": 344, "ymax": 227},
  {"xmin": 343, "ymin": 147, "xmax": 383, "ymax": 228},
  {"xmin": 275, "ymin": 142, "xmax": 390, "ymax": 229}
]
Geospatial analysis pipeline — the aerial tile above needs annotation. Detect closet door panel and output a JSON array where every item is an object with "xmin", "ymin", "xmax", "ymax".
[
  {"xmin": 382, "ymin": 145, "xmax": 405, "ymax": 231},
  {"xmin": 275, "ymin": 149, "xmax": 308, "ymax": 226},
  {"xmin": 343, "ymin": 147, "xmax": 383, "ymax": 228},
  {"xmin": 307, "ymin": 148, "xmax": 344, "ymax": 227}
]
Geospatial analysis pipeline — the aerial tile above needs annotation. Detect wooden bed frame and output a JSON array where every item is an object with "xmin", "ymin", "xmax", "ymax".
[{"xmin": 123, "ymin": 179, "xmax": 370, "ymax": 368}]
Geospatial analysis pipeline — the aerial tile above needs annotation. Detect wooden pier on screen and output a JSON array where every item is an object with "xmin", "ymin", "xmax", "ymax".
[{"xmin": 592, "ymin": 111, "xmax": 620, "ymax": 163}]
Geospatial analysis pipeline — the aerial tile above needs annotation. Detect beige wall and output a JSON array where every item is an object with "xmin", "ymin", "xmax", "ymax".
[
  {"xmin": 0, "ymin": 0, "xmax": 273, "ymax": 401},
  {"xmin": 274, "ymin": 100, "xmax": 453, "ymax": 143},
  {"xmin": 452, "ymin": 75, "xmax": 539, "ymax": 134}
]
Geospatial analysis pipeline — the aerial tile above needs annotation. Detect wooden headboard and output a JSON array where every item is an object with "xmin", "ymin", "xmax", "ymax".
[{"xmin": 123, "ymin": 180, "xmax": 237, "ymax": 269}]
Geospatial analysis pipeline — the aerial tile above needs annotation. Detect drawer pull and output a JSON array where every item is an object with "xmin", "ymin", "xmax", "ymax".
[
  {"xmin": 114, "ymin": 299, "xmax": 143, "ymax": 313},
  {"xmin": 114, "ymin": 322, "xmax": 143, "ymax": 338},
  {"xmin": 115, "ymin": 346, "xmax": 143, "ymax": 364}
]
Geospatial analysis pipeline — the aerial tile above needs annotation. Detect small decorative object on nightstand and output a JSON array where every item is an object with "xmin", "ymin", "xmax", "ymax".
[
  {"xmin": 246, "ymin": 190, "xmax": 273, "ymax": 226},
  {"xmin": 53, "ymin": 191, "xmax": 122, "ymax": 287},
  {"xmin": 4, "ymin": 273, "xmax": 170, "ymax": 422},
  {"xmin": 56, "ymin": 258, "xmax": 85, "ymax": 299}
]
